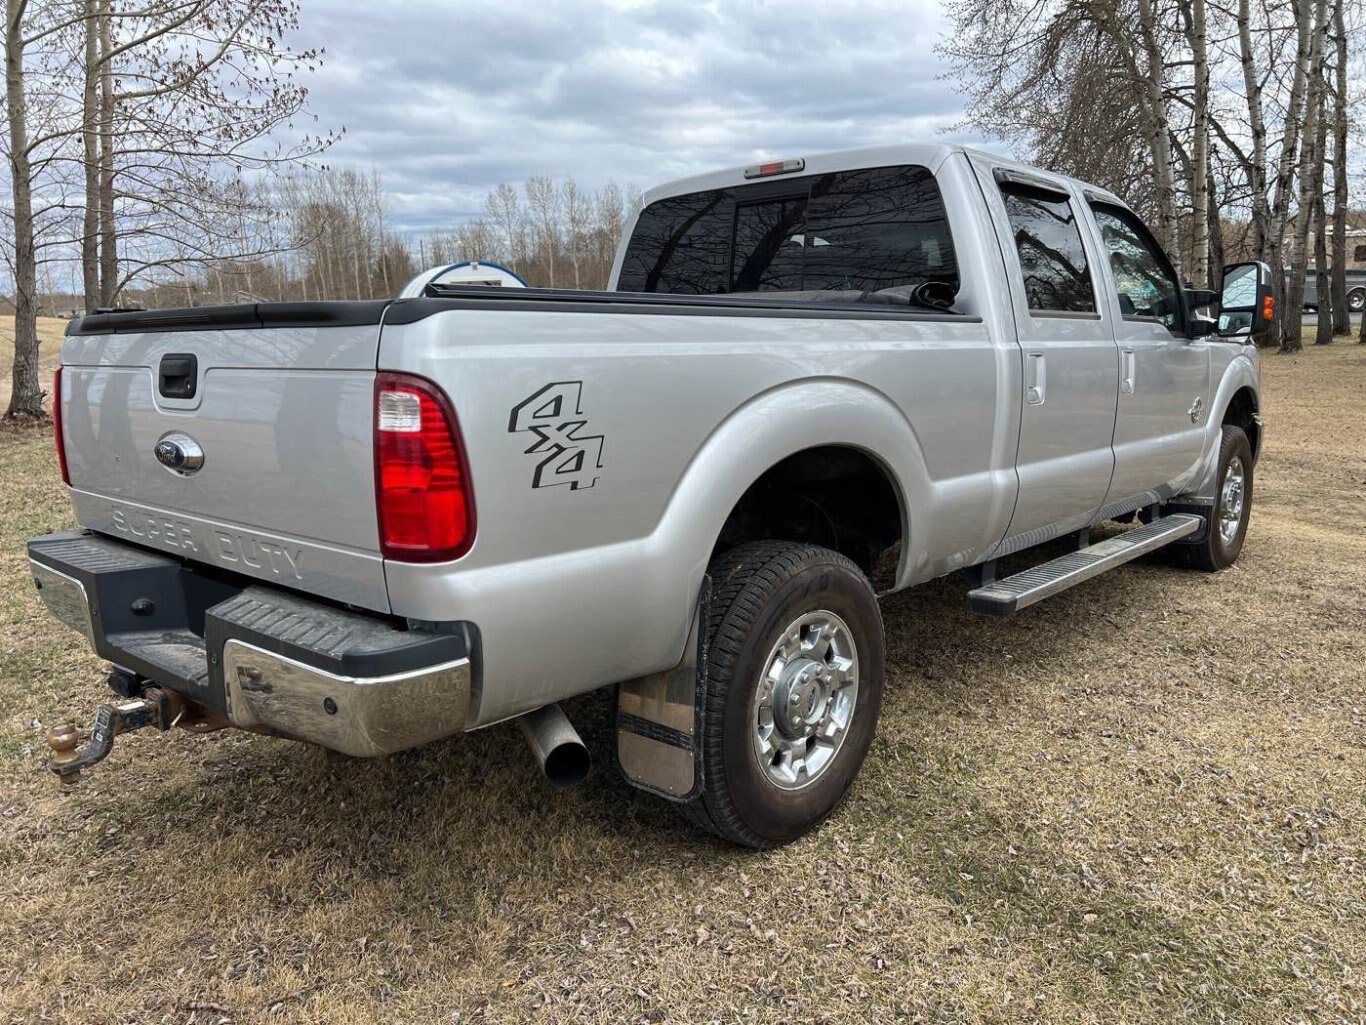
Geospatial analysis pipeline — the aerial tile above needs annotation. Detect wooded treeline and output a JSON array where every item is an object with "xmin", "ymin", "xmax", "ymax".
[
  {"xmin": 140, "ymin": 170, "xmax": 644, "ymax": 308},
  {"xmin": 6, "ymin": 0, "xmax": 1364, "ymax": 422},
  {"xmin": 942, "ymin": 0, "xmax": 1364, "ymax": 350}
]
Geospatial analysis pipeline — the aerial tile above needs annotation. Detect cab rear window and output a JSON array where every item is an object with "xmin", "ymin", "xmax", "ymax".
[{"xmin": 617, "ymin": 165, "xmax": 959, "ymax": 298}]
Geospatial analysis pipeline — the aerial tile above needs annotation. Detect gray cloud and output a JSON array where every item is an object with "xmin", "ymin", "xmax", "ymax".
[{"xmin": 294, "ymin": 0, "xmax": 977, "ymax": 235}]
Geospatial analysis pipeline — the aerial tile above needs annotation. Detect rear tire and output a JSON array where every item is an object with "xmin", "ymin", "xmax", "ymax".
[
  {"xmin": 1172, "ymin": 425, "xmax": 1254, "ymax": 571},
  {"xmin": 681, "ymin": 541, "xmax": 884, "ymax": 848}
]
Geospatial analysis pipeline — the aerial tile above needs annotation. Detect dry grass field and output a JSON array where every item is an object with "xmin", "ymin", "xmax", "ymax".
[{"xmin": 0, "ymin": 331, "xmax": 1363, "ymax": 1024}]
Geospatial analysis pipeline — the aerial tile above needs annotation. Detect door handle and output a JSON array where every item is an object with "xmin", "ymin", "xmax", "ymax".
[
  {"xmin": 158, "ymin": 353, "xmax": 198, "ymax": 399},
  {"xmin": 1121, "ymin": 350, "xmax": 1136, "ymax": 395},
  {"xmin": 1026, "ymin": 353, "xmax": 1046, "ymax": 405}
]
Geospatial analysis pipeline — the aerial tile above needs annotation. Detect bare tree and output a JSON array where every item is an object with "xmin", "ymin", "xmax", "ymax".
[
  {"xmin": 5, "ymin": 0, "xmax": 45, "ymax": 416},
  {"xmin": 1327, "ymin": 0, "xmax": 1350, "ymax": 336},
  {"xmin": 1265, "ymin": 0, "xmax": 1314, "ymax": 348},
  {"xmin": 1182, "ymin": 0, "xmax": 1211, "ymax": 286},
  {"xmin": 83, "ymin": 0, "xmax": 332, "ymax": 307},
  {"xmin": 485, "ymin": 182, "xmax": 525, "ymax": 273},
  {"xmin": 561, "ymin": 176, "xmax": 589, "ymax": 290},
  {"xmin": 1282, "ymin": 0, "xmax": 1328, "ymax": 352},
  {"xmin": 1134, "ymin": 0, "xmax": 1179, "ymax": 258},
  {"xmin": 944, "ymin": 0, "xmax": 1353, "ymax": 350},
  {"xmin": 524, "ymin": 174, "xmax": 560, "ymax": 288},
  {"xmin": 1235, "ymin": 0, "xmax": 1270, "ymax": 255}
]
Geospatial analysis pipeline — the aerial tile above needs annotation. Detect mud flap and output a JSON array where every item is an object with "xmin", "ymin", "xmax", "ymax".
[{"xmin": 614, "ymin": 576, "xmax": 710, "ymax": 802}]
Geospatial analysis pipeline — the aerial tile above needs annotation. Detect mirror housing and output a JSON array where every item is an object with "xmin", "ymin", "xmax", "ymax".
[
  {"xmin": 1217, "ymin": 261, "xmax": 1275, "ymax": 343},
  {"xmin": 1185, "ymin": 286, "xmax": 1220, "ymax": 338}
]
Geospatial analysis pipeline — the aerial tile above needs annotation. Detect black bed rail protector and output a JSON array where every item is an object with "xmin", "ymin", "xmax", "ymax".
[
  {"xmin": 66, "ymin": 288, "xmax": 982, "ymax": 336},
  {"xmin": 66, "ymin": 300, "xmax": 392, "ymax": 336}
]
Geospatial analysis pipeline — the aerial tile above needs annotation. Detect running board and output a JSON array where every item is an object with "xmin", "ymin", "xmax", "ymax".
[{"xmin": 968, "ymin": 514, "xmax": 1202, "ymax": 617}]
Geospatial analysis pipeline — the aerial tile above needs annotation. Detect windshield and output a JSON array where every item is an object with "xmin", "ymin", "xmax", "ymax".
[{"xmin": 617, "ymin": 164, "xmax": 959, "ymax": 299}]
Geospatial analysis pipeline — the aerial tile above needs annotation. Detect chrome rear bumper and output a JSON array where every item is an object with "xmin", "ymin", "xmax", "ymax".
[
  {"xmin": 28, "ymin": 530, "xmax": 474, "ymax": 757},
  {"xmin": 221, "ymin": 639, "xmax": 470, "ymax": 757}
]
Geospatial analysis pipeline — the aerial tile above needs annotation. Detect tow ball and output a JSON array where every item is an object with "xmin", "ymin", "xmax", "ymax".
[{"xmin": 45, "ymin": 679, "xmax": 182, "ymax": 785}]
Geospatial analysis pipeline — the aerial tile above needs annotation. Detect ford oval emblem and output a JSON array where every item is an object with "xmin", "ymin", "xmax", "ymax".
[{"xmin": 154, "ymin": 431, "xmax": 205, "ymax": 475}]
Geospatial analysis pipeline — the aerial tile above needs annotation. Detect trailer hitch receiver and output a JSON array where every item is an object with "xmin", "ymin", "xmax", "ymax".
[{"xmin": 45, "ymin": 687, "xmax": 181, "ymax": 784}]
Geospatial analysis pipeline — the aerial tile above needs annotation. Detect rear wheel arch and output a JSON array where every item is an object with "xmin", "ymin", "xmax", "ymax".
[{"xmin": 710, "ymin": 444, "xmax": 907, "ymax": 592}]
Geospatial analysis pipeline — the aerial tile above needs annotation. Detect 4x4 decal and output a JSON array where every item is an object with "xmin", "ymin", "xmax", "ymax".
[{"xmin": 508, "ymin": 382, "xmax": 604, "ymax": 491}]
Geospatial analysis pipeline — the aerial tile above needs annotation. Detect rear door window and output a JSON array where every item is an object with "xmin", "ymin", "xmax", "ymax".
[
  {"xmin": 999, "ymin": 184, "xmax": 1096, "ymax": 313},
  {"xmin": 618, "ymin": 164, "xmax": 958, "ymax": 298}
]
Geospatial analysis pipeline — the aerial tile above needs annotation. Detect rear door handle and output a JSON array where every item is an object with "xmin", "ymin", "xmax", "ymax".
[
  {"xmin": 1121, "ymin": 350, "xmax": 1136, "ymax": 395},
  {"xmin": 1026, "ymin": 353, "xmax": 1046, "ymax": 405}
]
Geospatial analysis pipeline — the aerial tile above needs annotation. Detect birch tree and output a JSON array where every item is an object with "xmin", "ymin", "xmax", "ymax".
[
  {"xmin": 1234, "ymin": 0, "xmax": 1270, "ymax": 254},
  {"xmin": 1184, "ymin": 0, "xmax": 1211, "ymax": 286},
  {"xmin": 5, "ymin": 0, "xmax": 45, "ymax": 417},
  {"xmin": 1281, "ymin": 0, "xmax": 1328, "ymax": 352},
  {"xmin": 1327, "ymin": 0, "xmax": 1350, "ymax": 336},
  {"xmin": 81, "ymin": 0, "xmax": 331, "ymax": 308},
  {"xmin": 524, "ymin": 174, "xmax": 560, "ymax": 288}
]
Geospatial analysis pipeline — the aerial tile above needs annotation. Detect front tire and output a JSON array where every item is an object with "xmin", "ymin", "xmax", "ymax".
[
  {"xmin": 1175, "ymin": 425, "xmax": 1254, "ymax": 571},
  {"xmin": 681, "ymin": 541, "xmax": 885, "ymax": 848}
]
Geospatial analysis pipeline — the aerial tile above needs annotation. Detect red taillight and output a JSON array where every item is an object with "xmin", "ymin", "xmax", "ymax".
[
  {"xmin": 53, "ymin": 366, "xmax": 70, "ymax": 485},
  {"xmin": 374, "ymin": 372, "xmax": 475, "ymax": 562}
]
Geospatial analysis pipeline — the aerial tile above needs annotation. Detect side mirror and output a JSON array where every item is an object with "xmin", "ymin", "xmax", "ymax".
[{"xmin": 1217, "ymin": 261, "xmax": 1275, "ymax": 342}]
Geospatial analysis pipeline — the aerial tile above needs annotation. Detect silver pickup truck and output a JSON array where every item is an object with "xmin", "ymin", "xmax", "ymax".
[{"xmin": 31, "ymin": 144, "xmax": 1268, "ymax": 847}]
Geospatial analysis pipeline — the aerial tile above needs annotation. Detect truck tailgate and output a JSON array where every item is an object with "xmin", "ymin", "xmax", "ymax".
[{"xmin": 60, "ymin": 303, "xmax": 391, "ymax": 611}]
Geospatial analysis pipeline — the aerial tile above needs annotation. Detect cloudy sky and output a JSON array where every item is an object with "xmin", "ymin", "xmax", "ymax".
[{"xmin": 292, "ymin": 0, "xmax": 987, "ymax": 236}]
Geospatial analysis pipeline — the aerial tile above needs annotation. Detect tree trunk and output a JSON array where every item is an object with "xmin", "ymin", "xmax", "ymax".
[
  {"xmin": 80, "ymin": 0, "xmax": 100, "ymax": 312},
  {"xmin": 1237, "ymin": 0, "xmax": 1270, "ymax": 258},
  {"xmin": 1190, "ymin": 0, "xmax": 1211, "ymax": 286},
  {"xmin": 97, "ymin": 2, "xmax": 117, "ymax": 307},
  {"xmin": 1284, "ymin": 0, "xmax": 1329, "ymax": 353},
  {"xmin": 5, "ymin": 0, "xmax": 45, "ymax": 419},
  {"xmin": 1271, "ymin": 0, "xmax": 1315, "ymax": 350},
  {"xmin": 1207, "ymin": 170, "xmax": 1225, "ymax": 285},
  {"xmin": 1136, "ymin": 0, "xmax": 1178, "ymax": 259},
  {"xmin": 1329, "ymin": 0, "xmax": 1350, "ymax": 336},
  {"xmin": 1312, "ymin": 14, "xmax": 1333, "ymax": 347}
]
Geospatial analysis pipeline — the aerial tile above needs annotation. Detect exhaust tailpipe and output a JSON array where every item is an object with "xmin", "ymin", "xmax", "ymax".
[{"xmin": 517, "ymin": 703, "xmax": 591, "ymax": 788}]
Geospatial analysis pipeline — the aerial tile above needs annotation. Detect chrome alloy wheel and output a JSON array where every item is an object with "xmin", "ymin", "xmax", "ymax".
[
  {"xmin": 1219, "ymin": 455, "xmax": 1247, "ymax": 545},
  {"xmin": 752, "ymin": 610, "xmax": 859, "ymax": 790}
]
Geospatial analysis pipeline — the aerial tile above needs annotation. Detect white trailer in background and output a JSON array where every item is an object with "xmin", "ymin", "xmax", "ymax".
[{"xmin": 398, "ymin": 260, "xmax": 527, "ymax": 297}]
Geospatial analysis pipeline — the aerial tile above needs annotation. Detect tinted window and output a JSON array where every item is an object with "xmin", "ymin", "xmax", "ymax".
[
  {"xmin": 800, "ymin": 167, "xmax": 957, "ymax": 292},
  {"xmin": 618, "ymin": 191, "xmax": 731, "ymax": 295},
  {"xmin": 1092, "ymin": 205, "xmax": 1182, "ymax": 330},
  {"xmin": 1000, "ymin": 186, "xmax": 1095, "ymax": 312},
  {"xmin": 732, "ymin": 198, "xmax": 808, "ymax": 291},
  {"xmin": 617, "ymin": 165, "xmax": 958, "ymax": 297}
]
